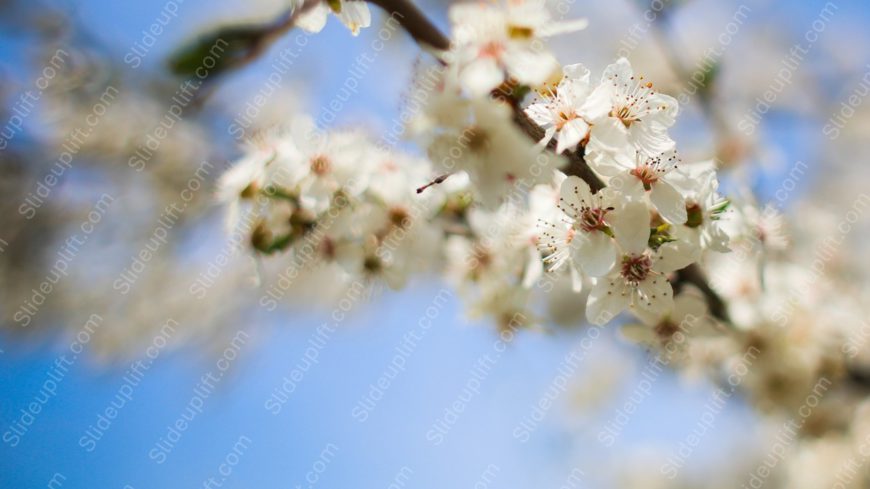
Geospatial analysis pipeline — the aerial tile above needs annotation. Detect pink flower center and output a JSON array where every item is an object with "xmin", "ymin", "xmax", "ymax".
[
  {"xmin": 555, "ymin": 110, "xmax": 577, "ymax": 130},
  {"xmin": 630, "ymin": 164, "xmax": 659, "ymax": 188},
  {"xmin": 609, "ymin": 81, "xmax": 655, "ymax": 127},
  {"xmin": 311, "ymin": 155, "xmax": 331, "ymax": 176},
  {"xmin": 479, "ymin": 41, "xmax": 505, "ymax": 59},
  {"xmin": 612, "ymin": 106, "xmax": 637, "ymax": 127},
  {"xmin": 579, "ymin": 207, "xmax": 608, "ymax": 233},
  {"xmin": 621, "ymin": 254, "xmax": 652, "ymax": 283}
]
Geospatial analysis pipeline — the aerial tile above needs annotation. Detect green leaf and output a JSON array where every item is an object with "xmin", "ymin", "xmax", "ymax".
[{"xmin": 167, "ymin": 24, "xmax": 275, "ymax": 79}]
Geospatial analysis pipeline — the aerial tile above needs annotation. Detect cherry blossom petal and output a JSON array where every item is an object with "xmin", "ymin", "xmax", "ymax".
[
  {"xmin": 650, "ymin": 179, "xmax": 687, "ymax": 224},
  {"xmin": 336, "ymin": 0, "xmax": 372, "ymax": 35},
  {"xmin": 609, "ymin": 172, "xmax": 645, "ymax": 200},
  {"xmin": 601, "ymin": 57, "xmax": 634, "ymax": 84},
  {"xmin": 574, "ymin": 231, "xmax": 617, "ymax": 277},
  {"xmin": 645, "ymin": 92, "xmax": 680, "ymax": 125},
  {"xmin": 504, "ymin": 49, "xmax": 558, "ymax": 87},
  {"xmin": 580, "ymin": 83, "xmax": 613, "ymax": 121},
  {"xmin": 525, "ymin": 102, "xmax": 554, "ymax": 127},
  {"xmin": 460, "ymin": 57, "xmax": 504, "ymax": 97},
  {"xmin": 537, "ymin": 18, "xmax": 589, "ymax": 37},
  {"xmin": 538, "ymin": 126, "xmax": 557, "ymax": 149},
  {"xmin": 559, "ymin": 176, "xmax": 593, "ymax": 218},
  {"xmin": 589, "ymin": 117, "xmax": 629, "ymax": 153},
  {"xmin": 586, "ymin": 276, "xmax": 630, "ymax": 325},
  {"xmin": 705, "ymin": 225, "xmax": 731, "ymax": 253},
  {"xmin": 633, "ymin": 275, "xmax": 674, "ymax": 319},
  {"xmin": 629, "ymin": 301, "xmax": 666, "ymax": 327},
  {"xmin": 630, "ymin": 122, "xmax": 675, "ymax": 156},
  {"xmin": 295, "ymin": 3, "xmax": 329, "ymax": 33},
  {"xmin": 611, "ymin": 201, "xmax": 650, "ymax": 255},
  {"xmin": 569, "ymin": 263, "xmax": 584, "ymax": 293},
  {"xmin": 555, "ymin": 118, "xmax": 589, "ymax": 154},
  {"xmin": 653, "ymin": 240, "xmax": 698, "ymax": 274},
  {"xmin": 562, "ymin": 63, "xmax": 591, "ymax": 84}
]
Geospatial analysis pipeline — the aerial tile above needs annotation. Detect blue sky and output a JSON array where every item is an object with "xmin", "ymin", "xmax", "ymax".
[
  {"xmin": 5, "ymin": 0, "xmax": 867, "ymax": 487},
  {"xmin": 1, "ymin": 281, "xmax": 750, "ymax": 488}
]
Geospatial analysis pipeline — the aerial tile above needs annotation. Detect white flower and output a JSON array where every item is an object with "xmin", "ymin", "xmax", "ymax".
[
  {"xmin": 443, "ymin": 204, "xmax": 542, "ymax": 327},
  {"xmin": 745, "ymin": 204, "xmax": 789, "ymax": 251},
  {"xmin": 303, "ymin": 203, "xmax": 367, "ymax": 265},
  {"xmin": 295, "ymin": 0, "xmax": 371, "ymax": 36},
  {"xmin": 668, "ymin": 166, "xmax": 731, "ymax": 253},
  {"xmin": 528, "ymin": 169, "xmax": 566, "ymax": 224},
  {"xmin": 217, "ymin": 150, "xmax": 267, "ymax": 206},
  {"xmin": 217, "ymin": 133, "xmax": 284, "ymax": 232},
  {"xmin": 354, "ymin": 156, "xmax": 443, "ymax": 289},
  {"xmin": 606, "ymin": 150, "xmax": 689, "ymax": 225},
  {"xmin": 586, "ymin": 201, "xmax": 695, "ymax": 325},
  {"xmin": 583, "ymin": 58, "xmax": 679, "ymax": 166},
  {"xmin": 280, "ymin": 117, "xmax": 371, "ymax": 213},
  {"xmin": 538, "ymin": 176, "xmax": 621, "ymax": 284},
  {"xmin": 524, "ymin": 64, "xmax": 598, "ymax": 154},
  {"xmin": 621, "ymin": 286, "xmax": 717, "ymax": 350},
  {"xmin": 466, "ymin": 281, "xmax": 535, "ymax": 332},
  {"xmin": 446, "ymin": 204, "xmax": 542, "ymax": 289},
  {"xmin": 366, "ymin": 152, "xmax": 444, "ymax": 218},
  {"xmin": 425, "ymin": 94, "xmax": 561, "ymax": 208},
  {"xmin": 446, "ymin": 0, "xmax": 587, "ymax": 97}
]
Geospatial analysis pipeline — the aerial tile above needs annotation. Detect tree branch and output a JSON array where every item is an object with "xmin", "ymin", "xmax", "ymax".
[
  {"xmin": 365, "ymin": 0, "xmax": 450, "ymax": 50},
  {"xmin": 674, "ymin": 264, "xmax": 729, "ymax": 322}
]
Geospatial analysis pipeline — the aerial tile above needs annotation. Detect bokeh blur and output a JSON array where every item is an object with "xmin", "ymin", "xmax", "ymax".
[{"xmin": 2, "ymin": 0, "xmax": 869, "ymax": 487}]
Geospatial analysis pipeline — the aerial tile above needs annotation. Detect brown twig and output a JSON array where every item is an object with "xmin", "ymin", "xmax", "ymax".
[
  {"xmin": 674, "ymin": 264, "xmax": 729, "ymax": 322},
  {"xmin": 365, "ymin": 0, "xmax": 450, "ymax": 50}
]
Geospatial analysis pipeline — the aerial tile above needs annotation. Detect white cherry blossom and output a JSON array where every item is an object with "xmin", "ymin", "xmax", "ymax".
[
  {"xmin": 280, "ymin": 117, "xmax": 372, "ymax": 213},
  {"xmin": 538, "ymin": 176, "xmax": 620, "ymax": 283},
  {"xmin": 446, "ymin": 204, "xmax": 542, "ymax": 290},
  {"xmin": 524, "ymin": 63, "xmax": 597, "ymax": 154},
  {"xmin": 668, "ymin": 166, "xmax": 731, "ymax": 253},
  {"xmin": 586, "ymin": 201, "xmax": 694, "ymax": 325},
  {"xmin": 423, "ymin": 92, "xmax": 561, "ymax": 208},
  {"xmin": 295, "ymin": 0, "xmax": 371, "ymax": 36},
  {"xmin": 583, "ymin": 57, "xmax": 679, "ymax": 167},
  {"xmin": 446, "ymin": 0, "xmax": 587, "ymax": 97},
  {"xmin": 621, "ymin": 286, "xmax": 717, "ymax": 349},
  {"xmin": 606, "ymin": 150, "xmax": 689, "ymax": 225}
]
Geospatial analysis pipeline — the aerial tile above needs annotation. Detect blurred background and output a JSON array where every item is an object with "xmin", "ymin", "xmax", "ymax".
[{"xmin": 1, "ymin": 0, "xmax": 869, "ymax": 487}]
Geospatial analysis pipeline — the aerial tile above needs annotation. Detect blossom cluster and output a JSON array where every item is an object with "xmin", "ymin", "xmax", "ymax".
[
  {"xmin": 218, "ymin": 116, "xmax": 445, "ymax": 290},
  {"xmin": 219, "ymin": 0, "xmax": 733, "ymax": 332}
]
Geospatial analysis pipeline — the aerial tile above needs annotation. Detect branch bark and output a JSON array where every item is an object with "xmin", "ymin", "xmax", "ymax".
[
  {"xmin": 365, "ymin": 0, "xmax": 450, "ymax": 50},
  {"xmin": 674, "ymin": 264, "xmax": 729, "ymax": 322}
]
